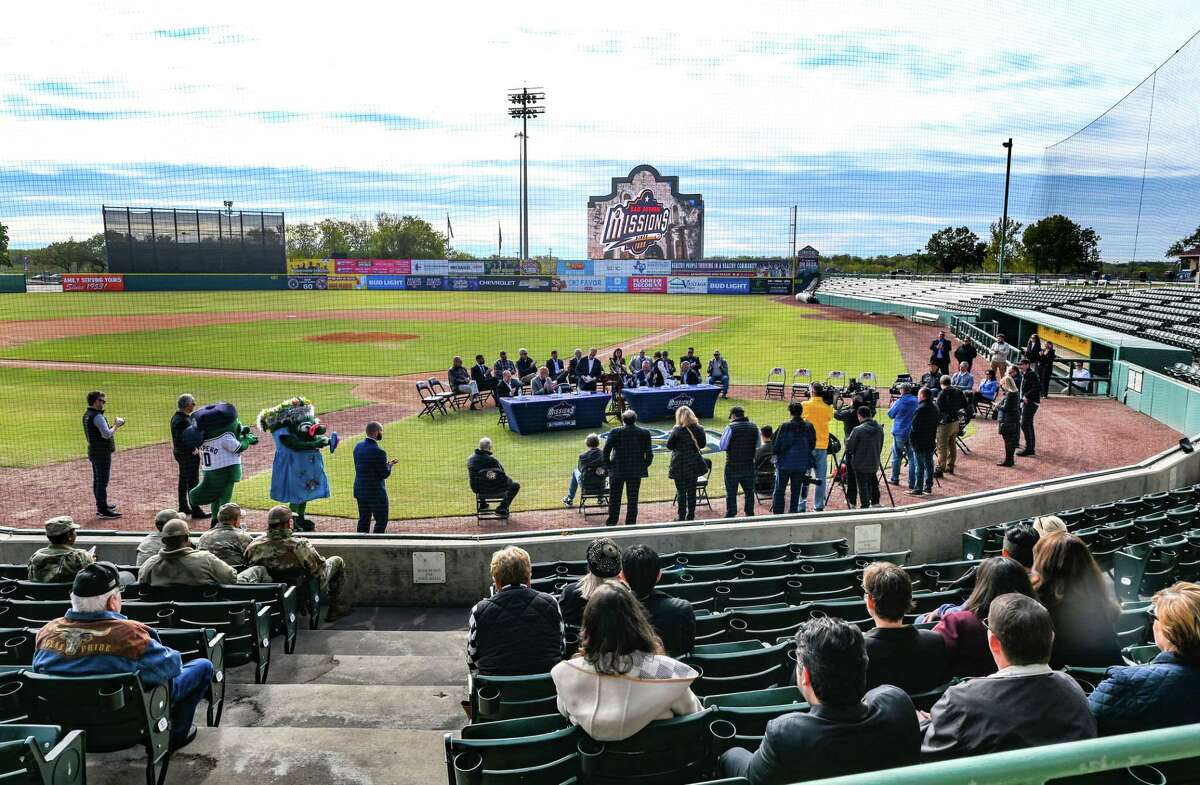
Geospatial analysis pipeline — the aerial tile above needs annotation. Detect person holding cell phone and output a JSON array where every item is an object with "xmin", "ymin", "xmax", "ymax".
[{"xmin": 83, "ymin": 390, "xmax": 125, "ymax": 519}]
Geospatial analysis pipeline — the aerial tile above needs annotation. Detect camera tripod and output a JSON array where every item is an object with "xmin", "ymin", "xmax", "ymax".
[{"xmin": 824, "ymin": 449, "xmax": 896, "ymax": 509}]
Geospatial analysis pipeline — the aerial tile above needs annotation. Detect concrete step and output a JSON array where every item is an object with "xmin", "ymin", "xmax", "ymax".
[
  {"xmin": 220, "ymin": 683, "xmax": 468, "ymax": 730},
  {"xmin": 228, "ymin": 654, "xmax": 466, "ymax": 686},
  {"xmin": 291, "ymin": 629, "xmax": 468, "ymax": 657},
  {"xmin": 85, "ymin": 727, "xmax": 449, "ymax": 785}
]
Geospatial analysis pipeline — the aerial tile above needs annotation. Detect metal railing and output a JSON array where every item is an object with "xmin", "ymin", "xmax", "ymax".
[{"xmin": 949, "ymin": 316, "xmax": 1111, "ymax": 395}]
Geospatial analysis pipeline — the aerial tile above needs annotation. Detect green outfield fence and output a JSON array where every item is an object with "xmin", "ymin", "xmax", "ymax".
[
  {"xmin": 0, "ymin": 274, "xmax": 25, "ymax": 293},
  {"xmin": 1113, "ymin": 361, "xmax": 1200, "ymax": 437}
]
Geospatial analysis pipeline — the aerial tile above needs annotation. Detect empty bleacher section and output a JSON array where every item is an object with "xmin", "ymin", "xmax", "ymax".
[{"xmin": 815, "ymin": 276, "xmax": 1033, "ymax": 319}]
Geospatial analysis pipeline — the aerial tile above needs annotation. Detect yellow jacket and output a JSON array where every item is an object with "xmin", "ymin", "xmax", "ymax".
[{"xmin": 802, "ymin": 398, "xmax": 834, "ymax": 450}]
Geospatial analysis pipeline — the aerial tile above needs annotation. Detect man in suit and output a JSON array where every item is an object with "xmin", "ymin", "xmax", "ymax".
[
  {"xmin": 530, "ymin": 366, "xmax": 558, "ymax": 395},
  {"xmin": 515, "ymin": 349, "xmax": 537, "ymax": 384},
  {"xmin": 720, "ymin": 617, "xmax": 920, "ymax": 783},
  {"xmin": 494, "ymin": 370, "xmax": 522, "ymax": 399},
  {"xmin": 471, "ymin": 354, "xmax": 497, "ymax": 394},
  {"xmin": 929, "ymin": 331, "xmax": 953, "ymax": 377},
  {"xmin": 566, "ymin": 348, "xmax": 584, "ymax": 386},
  {"xmin": 546, "ymin": 350, "xmax": 567, "ymax": 383},
  {"xmin": 467, "ymin": 438, "xmax": 520, "ymax": 518},
  {"xmin": 632, "ymin": 360, "xmax": 657, "ymax": 388},
  {"xmin": 353, "ymin": 422, "xmax": 396, "ymax": 534},
  {"xmin": 170, "ymin": 394, "xmax": 207, "ymax": 520},
  {"xmin": 1017, "ymin": 358, "xmax": 1041, "ymax": 457},
  {"xmin": 575, "ymin": 348, "xmax": 603, "ymax": 392},
  {"xmin": 602, "ymin": 409, "xmax": 653, "ymax": 526}
]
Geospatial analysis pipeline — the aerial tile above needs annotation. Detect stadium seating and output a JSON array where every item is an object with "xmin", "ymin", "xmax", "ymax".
[{"xmin": 0, "ymin": 724, "xmax": 85, "ymax": 785}]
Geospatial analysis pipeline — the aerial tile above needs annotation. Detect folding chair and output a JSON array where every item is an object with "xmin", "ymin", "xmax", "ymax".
[
  {"xmin": 429, "ymin": 378, "xmax": 470, "ymax": 411},
  {"xmin": 753, "ymin": 455, "xmax": 775, "ymax": 503},
  {"xmin": 674, "ymin": 459, "xmax": 714, "ymax": 511},
  {"xmin": 577, "ymin": 464, "xmax": 610, "ymax": 516},
  {"xmin": 825, "ymin": 370, "xmax": 847, "ymax": 398},
  {"xmin": 856, "ymin": 371, "xmax": 876, "ymax": 391},
  {"xmin": 415, "ymin": 381, "xmax": 447, "ymax": 419},
  {"xmin": 764, "ymin": 368, "xmax": 786, "ymax": 400},
  {"xmin": 470, "ymin": 469, "xmax": 512, "ymax": 522},
  {"xmin": 790, "ymin": 369, "xmax": 812, "ymax": 399},
  {"xmin": 888, "ymin": 374, "xmax": 913, "ymax": 403}
]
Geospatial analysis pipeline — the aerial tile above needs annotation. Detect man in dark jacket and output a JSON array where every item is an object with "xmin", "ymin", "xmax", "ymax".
[
  {"xmin": 921, "ymin": 593, "xmax": 1096, "ymax": 760},
  {"xmin": 720, "ymin": 407, "xmax": 760, "ymax": 518},
  {"xmin": 935, "ymin": 376, "xmax": 968, "ymax": 476},
  {"xmin": 467, "ymin": 546, "xmax": 563, "ymax": 677},
  {"xmin": 620, "ymin": 544, "xmax": 695, "ymax": 657},
  {"xmin": 563, "ymin": 433, "xmax": 606, "ymax": 506},
  {"xmin": 845, "ymin": 407, "xmax": 885, "ymax": 509},
  {"xmin": 353, "ymin": 422, "xmax": 396, "ymax": 534},
  {"xmin": 772, "ymin": 402, "xmax": 816, "ymax": 515},
  {"xmin": 929, "ymin": 331, "xmax": 953, "ymax": 377},
  {"xmin": 919, "ymin": 362, "xmax": 942, "ymax": 393},
  {"xmin": 470, "ymin": 354, "xmax": 498, "ymax": 393},
  {"xmin": 602, "ymin": 410, "xmax": 654, "ymax": 526},
  {"xmin": 467, "ymin": 438, "xmax": 520, "ymax": 518},
  {"xmin": 862, "ymin": 562, "xmax": 949, "ymax": 693},
  {"xmin": 1017, "ymin": 358, "xmax": 1041, "ymax": 457},
  {"xmin": 909, "ymin": 388, "xmax": 939, "ymax": 495},
  {"xmin": 720, "ymin": 617, "xmax": 920, "ymax": 784},
  {"xmin": 546, "ymin": 350, "xmax": 568, "ymax": 383},
  {"xmin": 170, "ymin": 394, "xmax": 207, "ymax": 520},
  {"xmin": 954, "ymin": 341, "xmax": 978, "ymax": 373}
]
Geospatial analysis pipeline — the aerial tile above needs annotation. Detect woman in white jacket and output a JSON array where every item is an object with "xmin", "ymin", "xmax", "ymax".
[{"xmin": 551, "ymin": 581, "xmax": 702, "ymax": 742}]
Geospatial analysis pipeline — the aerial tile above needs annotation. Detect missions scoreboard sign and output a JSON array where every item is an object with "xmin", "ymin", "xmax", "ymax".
[{"xmin": 587, "ymin": 165, "xmax": 704, "ymax": 260}]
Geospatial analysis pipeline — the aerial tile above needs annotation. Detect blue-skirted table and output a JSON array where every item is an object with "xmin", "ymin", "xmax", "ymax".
[
  {"xmin": 498, "ymin": 392, "xmax": 611, "ymax": 435},
  {"xmin": 621, "ymin": 384, "xmax": 721, "ymax": 422}
]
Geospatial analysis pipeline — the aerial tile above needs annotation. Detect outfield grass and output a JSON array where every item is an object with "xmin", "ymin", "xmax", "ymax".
[{"xmin": 0, "ymin": 368, "xmax": 365, "ymax": 468}]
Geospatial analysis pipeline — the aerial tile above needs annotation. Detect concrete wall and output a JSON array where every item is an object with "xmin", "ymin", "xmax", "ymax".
[
  {"xmin": 1, "ymin": 444, "xmax": 1196, "ymax": 608},
  {"xmin": 1113, "ymin": 361, "xmax": 1200, "ymax": 437}
]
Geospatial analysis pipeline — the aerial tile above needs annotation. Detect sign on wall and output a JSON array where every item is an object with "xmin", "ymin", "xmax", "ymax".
[
  {"xmin": 63, "ymin": 273, "xmax": 124, "ymax": 292},
  {"xmin": 1037, "ymin": 324, "xmax": 1092, "ymax": 357},
  {"xmin": 587, "ymin": 165, "xmax": 704, "ymax": 260}
]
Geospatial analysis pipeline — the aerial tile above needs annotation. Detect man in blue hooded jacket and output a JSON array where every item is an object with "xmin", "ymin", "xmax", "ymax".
[
  {"xmin": 772, "ymin": 401, "xmax": 816, "ymax": 514},
  {"xmin": 887, "ymin": 383, "xmax": 919, "ymax": 490}
]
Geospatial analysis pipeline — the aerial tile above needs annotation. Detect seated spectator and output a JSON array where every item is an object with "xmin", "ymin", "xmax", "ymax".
[
  {"xmin": 492, "ymin": 351, "xmax": 515, "ymax": 378},
  {"xmin": 136, "ymin": 509, "xmax": 179, "ymax": 567},
  {"xmin": 932, "ymin": 557, "xmax": 1034, "ymax": 677},
  {"xmin": 1070, "ymin": 361, "xmax": 1092, "ymax": 393},
  {"xmin": 494, "ymin": 369, "xmax": 522, "ymax": 398},
  {"xmin": 1089, "ymin": 581, "xmax": 1200, "ymax": 735},
  {"xmin": 468, "ymin": 546, "xmax": 563, "ymax": 677},
  {"xmin": 34, "ymin": 562, "xmax": 213, "ymax": 750},
  {"xmin": 198, "ymin": 502, "xmax": 254, "ymax": 570},
  {"xmin": 563, "ymin": 433, "xmax": 605, "ymax": 506},
  {"xmin": 29, "ymin": 516, "xmax": 94, "ymax": 583},
  {"xmin": 721, "ymin": 617, "xmax": 920, "ymax": 783},
  {"xmin": 530, "ymin": 366, "xmax": 559, "ymax": 396},
  {"xmin": 950, "ymin": 362, "xmax": 974, "ymax": 391},
  {"xmin": 551, "ymin": 582, "xmax": 700, "ymax": 741},
  {"xmin": 1002, "ymin": 522, "xmax": 1039, "ymax": 570},
  {"xmin": 138, "ymin": 519, "xmax": 237, "ymax": 586},
  {"xmin": 467, "ymin": 437, "xmax": 520, "ymax": 518},
  {"xmin": 631, "ymin": 359, "xmax": 660, "ymax": 388},
  {"xmin": 1032, "ymin": 531, "xmax": 1122, "ymax": 669},
  {"xmin": 242, "ymin": 506, "xmax": 351, "ymax": 620},
  {"xmin": 558, "ymin": 537, "xmax": 621, "ymax": 627},
  {"xmin": 921, "ymin": 593, "xmax": 1096, "ymax": 760},
  {"xmin": 754, "ymin": 425, "xmax": 775, "ymax": 467},
  {"xmin": 919, "ymin": 361, "xmax": 941, "ymax": 392},
  {"xmin": 1032, "ymin": 515, "xmax": 1067, "ymax": 537},
  {"xmin": 515, "ymin": 349, "xmax": 537, "ymax": 383},
  {"xmin": 679, "ymin": 360, "xmax": 701, "ymax": 385},
  {"xmin": 707, "ymin": 350, "xmax": 730, "ymax": 397},
  {"xmin": 547, "ymin": 350, "xmax": 568, "ymax": 382},
  {"xmin": 620, "ymin": 544, "xmax": 695, "ymax": 657},
  {"xmin": 862, "ymin": 562, "xmax": 949, "ymax": 694},
  {"xmin": 470, "ymin": 354, "xmax": 497, "ymax": 392},
  {"xmin": 978, "ymin": 368, "xmax": 1000, "ymax": 403},
  {"xmin": 448, "ymin": 355, "xmax": 480, "ymax": 410}
]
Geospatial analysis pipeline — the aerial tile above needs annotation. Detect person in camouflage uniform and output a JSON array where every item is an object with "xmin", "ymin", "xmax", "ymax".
[
  {"xmin": 28, "ymin": 516, "xmax": 95, "ymax": 583},
  {"xmin": 136, "ymin": 509, "xmax": 179, "ymax": 567},
  {"xmin": 242, "ymin": 505, "xmax": 350, "ymax": 620},
  {"xmin": 138, "ymin": 519, "xmax": 238, "ymax": 587},
  {"xmin": 198, "ymin": 503, "xmax": 254, "ymax": 570}
]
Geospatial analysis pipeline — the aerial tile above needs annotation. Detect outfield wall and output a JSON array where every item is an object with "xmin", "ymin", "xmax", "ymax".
[
  {"xmin": 1112, "ymin": 361, "xmax": 1200, "ymax": 436},
  {"xmin": 0, "ymin": 274, "xmax": 25, "ymax": 293}
]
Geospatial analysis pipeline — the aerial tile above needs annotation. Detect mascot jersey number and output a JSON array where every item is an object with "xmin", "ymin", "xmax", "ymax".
[
  {"xmin": 184, "ymin": 402, "xmax": 257, "ymax": 511},
  {"xmin": 258, "ymin": 397, "xmax": 338, "ymax": 532}
]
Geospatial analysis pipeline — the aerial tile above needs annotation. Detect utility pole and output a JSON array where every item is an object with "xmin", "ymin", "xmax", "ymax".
[
  {"xmin": 507, "ymin": 87, "xmax": 545, "ymax": 263},
  {"xmin": 998, "ymin": 139, "xmax": 1013, "ymax": 279},
  {"xmin": 790, "ymin": 205, "xmax": 798, "ymax": 259}
]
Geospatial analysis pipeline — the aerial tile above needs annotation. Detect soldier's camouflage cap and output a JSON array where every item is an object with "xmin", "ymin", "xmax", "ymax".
[{"xmin": 44, "ymin": 516, "xmax": 79, "ymax": 536}]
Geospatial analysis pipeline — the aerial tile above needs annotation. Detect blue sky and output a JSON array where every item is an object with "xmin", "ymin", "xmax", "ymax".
[{"xmin": 1, "ymin": 1, "xmax": 1199, "ymax": 260}]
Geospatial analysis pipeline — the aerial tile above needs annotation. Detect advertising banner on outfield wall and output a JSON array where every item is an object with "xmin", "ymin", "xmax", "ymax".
[
  {"xmin": 287, "ymin": 275, "xmax": 328, "ymax": 290},
  {"xmin": 707, "ymin": 278, "xmax": 750, "ymax": 295},
  {"xmin": 553, "ymin": 276, "xmax": 605, "ymax": 292},
  {"xmin": 605, "ymin": 276, "xmax": 627, "ymax": 293},
  {"xmin": 335, "ymin": 259, "xmax": 411, "ymax": 275},
  {"xmin": 598, "ymin": 259, "xmax": 671, "ymax": 277},
  {"xmin": 476, "ymin": 276, "xmax": 554, "ymax": 292},
  {"xmin": 325, "ymin": 274, "xmax": 362, "ymax": 290},
  {"xmin": 288, "ymin": 259, "xmax": 335, "ymax": 275},
  {"xmin": 557, "ymin": 260, "xmax": 594, "ymax": 276},
  {"xmin": 406, "ymin": 275, "xmax": 445, "ymax": 290},
  {"xmin": 447, "ymin": 261, "xmax": 485, "ymax": 275},
  {"xmin": 627, "ymin": 276, "xmax": 668, "ymax": 294},
  {"xmin": 63, "ymin": 273, "xmax": 124, "ymax": 292},
  {"xmin": 409, "ymin": 260, "xmax": 448, "ymax": 276},
  {"xmin": 667, "ymin": 276, "xmax": 709, "ymax": 294},
  {"xmin": 446, "ymin": 277, "xmax": 480, "ymax": 291},
  {"xmin": 749, "ymin": 278, "xmax": 795, "ymax": 295},
  {"xmin": 364, "ymin": 275, "xmax": 407, "ymax": 290}
]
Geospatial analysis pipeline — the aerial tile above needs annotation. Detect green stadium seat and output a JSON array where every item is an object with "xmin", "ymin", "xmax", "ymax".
[
  {"xmin": 8, "ymin": 583, "xmax": 73, "ymax": 602},
  {"xmin": 680, "ymin": 564, "xmax": 756, "ymax": 583},
  {"xmin": 788, "ymin": 570, "xmax": 862, "ymax": 602},
  {"xmin": 713, "ymin": 577, "xmax": 793, "ymax": 610},
  {"xmin": 1128, "ymin": 513, "xmax": 1166, "ymax": 545},
  {"xmin": 1116, "ymin": 606, "xmax": 1152, "ymax": 648},
  {"xmin": 691, "ymin": 641, "xmax": 763, "ymax": 656},
  {"xmin": 1085, "ymin": 502, "xmax": 1118, "ymax": 527},
  {"xmin": 690, "ymin": 780, "xmax": 749, "ymax": 785},
  {"xmin": 1059, "ymin": 508, "xmax": 1088, "ymax": 529},
  {"xmin": 169, "ymin": 600, "xmax": 271, "ymax": 684},
  {"xmin": 530, "ymin": 576, "xmax": 571, "ymax": 595},
  {"xmin": 1167, "ymin": 486, "xmax": 1195, "ymax": 509},
  {"xmin": 1112, "ymin": 539, "xmax": 1184, "ymax": 602},
  {"xmin": 530, "ymin": 560, "xmax": 587, "ymax": 581},
  {"xmin": 659, "ymin": 579, "xmax": 721, "ymax": 612},
  {"xmin": 789, "ymin": 539, "xmax": 849, "ymax": 559},
  {"xmin": 445, "ymin": 718, "xmax": 580, "ymax": 785},
  {"xmin": 1121, "ymin": 644, "xmax": 1161, "ymax": 665},
  {"xmin": 674, "ymin": 549, "xmax": 738, "ymax": 568},
  {"xmin": 730, "ymin": 544, "xmax": 794, "ymax": 563},
  {"xmin": 702, "ymin": 685, "xmax": 803, "ymax": 709},
  {"xmin": 694, "ymin": 612, "xmax": 731, "ymax": 645},
  {"xmin": 1166, "ymin": 504, "xmax": 1197, "ymax": 534},
  {"xmin": 727, "ymin": 606, "xmax": 808, "ymax": 643},
  {"xmin": 685, "ymin": 640, "xmax": 791, "ymax": 696},
  {"xmin": 712, "ymin": 703, "xmax": 805, "ymax": 749},
  {"xmin": 157, "ymin": 628, "xmax": 226, "ymax": 727},
  {"xmin": 1116, "ymin": 496, "xmax": 1147, "ymax": 521},
  {"xmin": 1142, "ymin": 491, "xmax": 1171, "ymax": 513},
  {"xmin": 0, "ymin": 724, "xmax": 85, "ymax": 785},
  {"xmin": 469, "ymin": 672, "xmax": 557, "ymax": 723},
  {"xmin": 0, "ymin": 629, "xmax": 36, "ymax": 668},
  {"xmin": 0, "ymin": 567, "xmax": 28, "ymax": 581},
  {"xmin": 129, "ymin": 582, "xmax": 299, "ymax": 655},
  {"xmin": 920, "ymin": 561, "xmax": 977, "ymax": 591},
  {"xmin": 577, "ymin": 706, "xmax": 719, "ymax": 785}
]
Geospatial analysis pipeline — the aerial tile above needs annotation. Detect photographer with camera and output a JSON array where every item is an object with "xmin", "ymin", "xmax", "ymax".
[
  {"xmin": 802, "ymin": 383, "xmax": 837, "ymax": 512},
  {"xmin": 845, "ymin": 406, "xmax": 885, "ymax": 509}
]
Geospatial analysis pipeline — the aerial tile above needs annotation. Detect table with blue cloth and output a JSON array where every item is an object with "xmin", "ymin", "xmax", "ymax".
[
  {"xmin": 621, "ymin": 384, "xmax": 721, "ymax": 422},
  {"xmin": 498, "ymin": 392, "xmax": 611, "ymax": 435}
]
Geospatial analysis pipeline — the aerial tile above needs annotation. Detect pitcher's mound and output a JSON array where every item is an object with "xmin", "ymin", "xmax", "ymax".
[{"xmin": 308, "ymin": 332, "xmax": 418, "ymax": 344}]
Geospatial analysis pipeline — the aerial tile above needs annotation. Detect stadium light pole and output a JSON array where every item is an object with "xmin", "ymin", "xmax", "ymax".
[
  {"xmin": 998, "ymin": 139, "xmax": 1013, "ymax": 280},
  {"xmin": 508, "ymin": 87, "xmax": 545, "ymax": 263}
]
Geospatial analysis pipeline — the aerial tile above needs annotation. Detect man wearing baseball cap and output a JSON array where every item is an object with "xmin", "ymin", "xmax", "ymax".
[
  {"xmin": 28, "ymin": 516, "xmax": 95, "ymax": 583},
  {"xmin": 138, "ymin": 519, "xmax": 237, "ymax": 587},
  {"xmin": 135, "ymin": 509, "xmax": 180, "ymax": 568},
  {"xmin": 33, "ymin": 562, "xmax": 214, "ymax": 750},
  {"xmin": 243, "ymin": 505, "xmax": 350, "ymax": 621},
  {"xmin": 198, "ymin": 503, "xmax": 254, "ymax": 569}
]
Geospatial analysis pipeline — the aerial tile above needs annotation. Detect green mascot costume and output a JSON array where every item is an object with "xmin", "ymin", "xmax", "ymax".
[
  {"xmin": 184, "ymin": 402, "xmax": 258, "ymax": 511},
  {"xmin": 258, "ymin": 397, "xmax": 338, "ymax": 532}
]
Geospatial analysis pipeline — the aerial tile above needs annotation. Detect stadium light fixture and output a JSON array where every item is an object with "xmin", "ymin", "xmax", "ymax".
[{"xmin": 508, "ymin": 87, "xmax": 545, "ymax": 263}]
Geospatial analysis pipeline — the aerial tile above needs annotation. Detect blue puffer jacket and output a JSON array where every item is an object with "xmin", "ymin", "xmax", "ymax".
[{"xmin": 1088, "ymin": 652, "xmax": 1200, "ymax": 736}]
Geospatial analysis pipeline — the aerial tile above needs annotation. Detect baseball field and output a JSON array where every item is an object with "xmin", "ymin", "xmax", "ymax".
[{"xmin": 0, "ymin": 291, "xmax": 910, "ymax": 525}]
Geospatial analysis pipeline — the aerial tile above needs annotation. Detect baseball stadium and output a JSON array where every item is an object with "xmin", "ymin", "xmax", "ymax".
[{"xmin": 3, "ymin": 3, "xmax": 1200, "ymax": 785}]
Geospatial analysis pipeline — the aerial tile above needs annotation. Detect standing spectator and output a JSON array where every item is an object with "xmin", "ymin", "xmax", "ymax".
[
  {"xmin": 1024, "ymin": 333, "xmax": 1043, "ymax": 366},
  {"xmin": 620, "ymin": 544, "xmax": 695, "ymax": 657},
  {"xmin": 681, "ymin": 347, "xmax": 700, "ymax": 371},
  {"xmin": 953, "ymin": 340, "xmax": 978, "ymax": 374},
  {"xmin": 666, "ymin": 405, "xmax": 708, "ymax": 521},
  {"xmin": 563, "ymin": 433, "xmax": 606, "ymax": 507},
  {"xmin": 772, "ymin": 401, "xmax": 816, "ymax": 514},
  {"xmin": 607, "ymin": 348, "xmax": 628, "ymax": 382},
  {"xmin": 929, "ymin": 331, "xmax": 952, "ymax": 377},
  {"xmin": 492, "ymin": 351, "xmax": 516, "ymax": 378},
  {"xmin": 34, "ymin": 562, "xmax": 213, "ymax": 751},
  {"xmin": 719, "ymin": 406, "xmax": 759, "ymax": 518},
  {"xmin": 661, "ymin": 350, "xmax": 677, "ymax": 378},
  {"xmin": 83, "ymin": 390, "xmax": 125, "ymax": 519},
  {"xmin": 353, "ymin": 421, "xmax": 396, "ymax": 534},
  {"xmin": 576, "ymin": 348, "xmax": 603, "ymax": 392},
  {"xmin": 802, "ymin": 383, "xmax": 835, "ymax": 511},
  {"xmin": 199, "ymin": 503, "xmax": 253, "ymax": 569},
  {"xmin": 921, "ymin": 593, "xmax": 1096, "ymax": 760},
  {"xmin": 988, "ymin": 334, "xmax": 1012, "ymax": 378},
  {"xmin": 547, "ymin": 350, "xmax": 568, "ymax": 383},
  {"xmin": 845, "ymin": 406, "xmax": 884, "ymax": 509},
  {"xmin": 468, "ymin": 546, "xmax": 563, "ymax": 677},
  {"xmin": 551, "ymin": 582, "xmax": 700, "ymax": 742},
  {"xmin": 996, "ymin": 375, "xmax": 1021, "ymax": 467},
  {"xmin": 467, "ymin": 438, "xmax": 520, "ymax": 518},
  {"xmin": 138, "ymin": 519, "xmax": 237, "ymax": 587},
  {"xmin": 603, "ymin": 410, "xmax": 653, "ymax": 526},
  {"xmin": 932, "ymin": 557, "xmax": 1035, "ymax": 677},
  {"xmin": 531, "ymin": 366, "xmax": 559, "ymax": 395},
  {"xmin": 908, "ymin": 387, "xmax": 938, "ymax": 496},
  {"xmin": 29, "ymin": 517, "xmax": 95, "ymax": 583},
  {"xmin": 470, "ymin": 354, "xmax": 497, "ymax": 394},
  {"xmin": 886, "ymin": 383, "xmax": 918, "ymax": 491},
  {"xmin": 707, "ymin": 351, "xmax": 731, "ymax": 397},
  {"xmin": 558, "ymin": 537, "xmax": 621, "ymax": 627},
  {"xmin": 1089, "ymin": 581, "xmax": 1200, "ymax": 735},
  {"xmin": 448, "ymin": 356, "xmax": 480, "ymax": 409},
  {"xmin": 171, "ymin": 394, "xmax": 206, "ymax": 520},
  {"xmin": 862, "ymin": 562, "xmax": 949, "ymax": 693},
  {"xmin": 1018, "ymin": 358, "xmax": 1041, "ymax": 456},
  {"xmin": 720, "ymin": 618, "xmax": 920, "ymax": 783},
  {"xmin": 242, "ymin": 506, "xmax": 351, "ymax": 621},
  {"xmin": 515, "ymin": 348, "xmax": 537, "ymax": 383},
  {"xmin": 1069, "ymin": 361, "xmax": 1092, "ymax": 394},
  {"xmin": 136, "ymin": 509, "xmax": 179, "ymax": 567},
  {"xmin": 1038, "ymin": 341, "xmax": 1057, "ymax": 397},
  {"xmin": 1032, "ymin": 531, "xmax": 1122, "ymax": 669},
  {"xmin": 934, "ymin": 376, "xmax": 966, "ymax": 476}
]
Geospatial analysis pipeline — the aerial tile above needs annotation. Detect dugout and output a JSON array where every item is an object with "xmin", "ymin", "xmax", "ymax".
[{"xmin": 103, "ymin": 206, "xmax": 286, "ymax": 274}]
